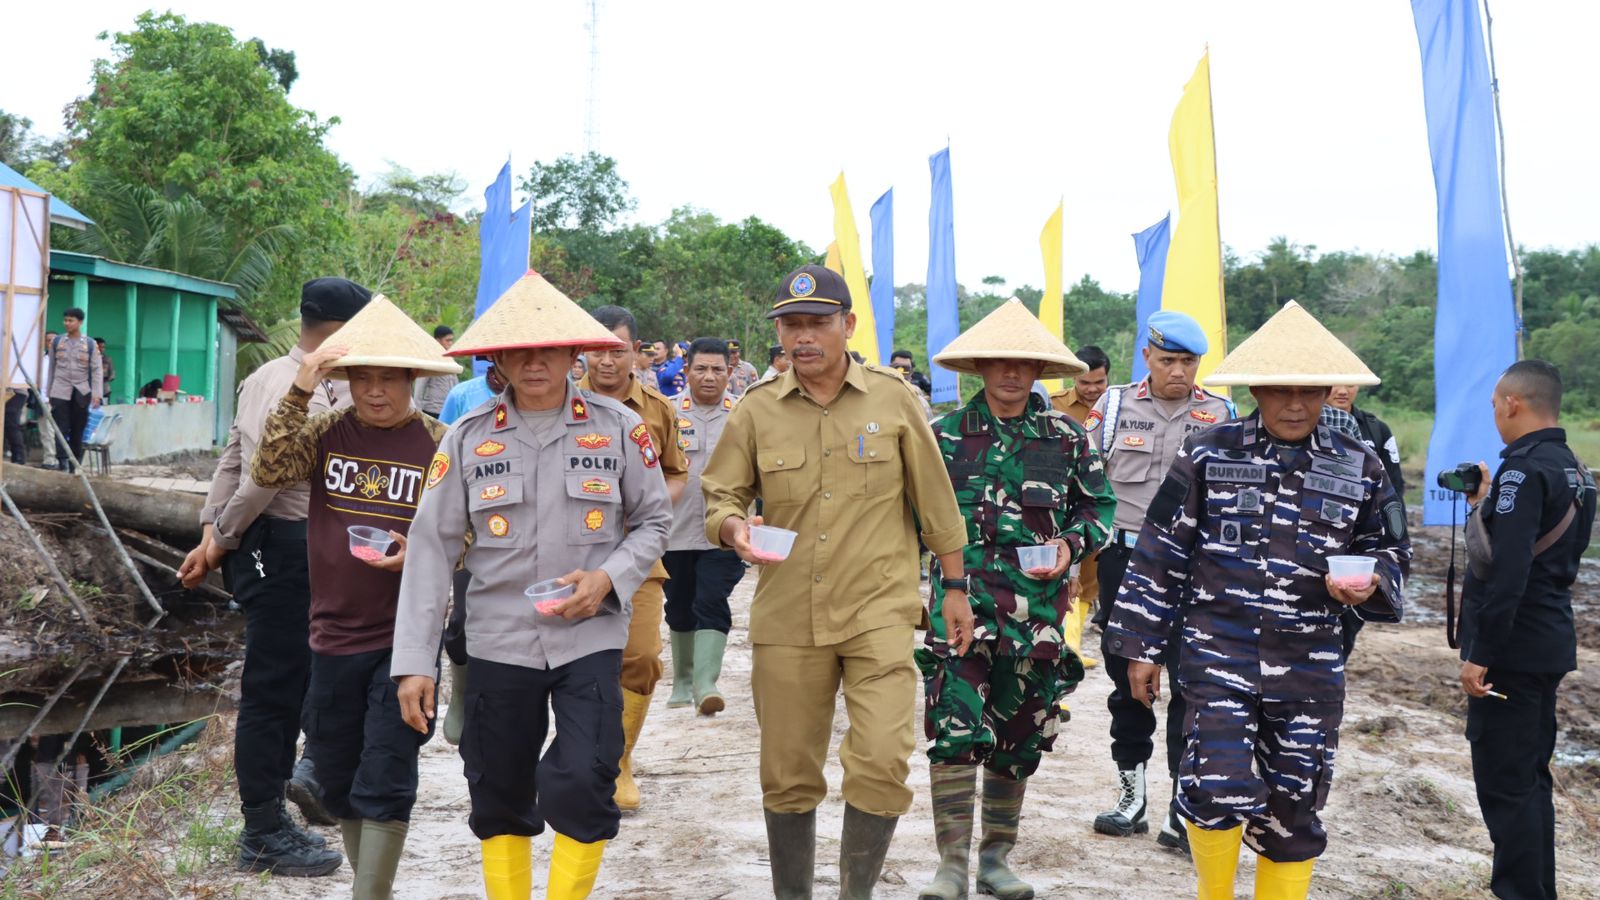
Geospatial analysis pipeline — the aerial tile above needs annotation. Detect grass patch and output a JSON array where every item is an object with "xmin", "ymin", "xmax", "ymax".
[{"xmin": 0, "ymin": 717, "xmax": 242, "ymax": 899}]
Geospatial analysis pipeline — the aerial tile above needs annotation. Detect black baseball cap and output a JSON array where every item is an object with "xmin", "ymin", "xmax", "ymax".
[
  {"xmin": 768, "ymin": 265, "xmax": 851, "ymax": 319},
  {"xmin": 300, "ymin": 278, "xmax": 372, "ymax": 322}
]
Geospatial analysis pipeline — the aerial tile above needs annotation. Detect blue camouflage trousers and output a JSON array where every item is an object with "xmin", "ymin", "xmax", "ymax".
[{"xmin": 1174, "ymin": 685, "xmax": 1343, "ymax": 863}]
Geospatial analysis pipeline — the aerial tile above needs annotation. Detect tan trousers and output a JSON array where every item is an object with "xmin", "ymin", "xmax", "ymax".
[
  {"xmin": 751, "ymin": 625, "xmax": 916, "ymax": 817},
  {"xmin": 620, "ymin": 576, "xmax": 665, "ymax": 694}
]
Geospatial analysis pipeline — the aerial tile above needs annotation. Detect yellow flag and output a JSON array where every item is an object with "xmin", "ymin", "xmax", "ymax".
[
  {"xmin": 829, "ymin": 173, "xmax": 880, "ymax": 365},
  {"xmin": 1161, "ymin": 51, "xmax": 1228, "ymax": 392},
  {"xmin": 824, "ymin": 241, "xmax": 843, "ymax": 275},
  {"xmin": 1038, "ymin": 201, "xmax": 1065, "ymax": 392}
]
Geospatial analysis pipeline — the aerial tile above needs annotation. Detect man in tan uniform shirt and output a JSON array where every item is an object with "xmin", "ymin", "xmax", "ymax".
[
  {"xmin": 578, "ymin": 304, "xmax": 688, "ymax": 813},
  {"xmin": 1048, "ymin": 344, "xmax": 1112, "ymax": 667},
  {"xmin": 701, "ymin": 265, "xmax": 967, "ymax": 900}
]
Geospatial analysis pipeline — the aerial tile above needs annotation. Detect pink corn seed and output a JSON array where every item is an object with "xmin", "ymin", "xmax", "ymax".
[{"xmin": 350, "ymin": 546, "xmax": 386, "ymax": 562}]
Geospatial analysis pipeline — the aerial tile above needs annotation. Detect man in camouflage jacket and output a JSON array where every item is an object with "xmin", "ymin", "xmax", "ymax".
[
  {"xmin": 915, "ymin": 300, "xmax": 1117, "ymax": 900},
  {"xmin": 1106, "ymin": 301, "xmax": 1411, "ymax": 899}
]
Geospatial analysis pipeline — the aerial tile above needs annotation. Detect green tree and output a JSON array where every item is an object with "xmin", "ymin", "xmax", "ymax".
[
  {"xmin": 1528, "ymin": 318, "xmax": 1600, "ymax": 412},
  {"xmin": 0, "ymin": 110, "xmax": 66, "ymax": 170},
  {"xmin": 42, "ymin": 11, "xmax": 351, "ymax": 321},
  {"xmin": 520, "ymin": 152, "xmax": 636, "ymax": 233}
]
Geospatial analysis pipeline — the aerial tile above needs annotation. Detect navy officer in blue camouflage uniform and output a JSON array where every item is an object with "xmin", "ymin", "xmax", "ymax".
[{"xmin": 1105, "ymin": 301, "xmax": 1411, "ymax": 900}]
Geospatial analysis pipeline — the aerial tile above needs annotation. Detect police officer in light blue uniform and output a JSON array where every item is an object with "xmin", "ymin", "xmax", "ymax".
[{"xmin": 1085, "ymin": 310, "xmax": 1235, "ymax": 850}]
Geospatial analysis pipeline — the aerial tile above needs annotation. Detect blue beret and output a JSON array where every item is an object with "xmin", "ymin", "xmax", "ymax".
[{"xmin": 1147, "ymin": 311, "xmax": 1207, "ymax": 356}]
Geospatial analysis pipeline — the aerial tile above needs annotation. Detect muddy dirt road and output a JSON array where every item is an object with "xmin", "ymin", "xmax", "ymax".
[{"xmin": 215, "ymin": 562, "xmax": 1600, "ymax": 900}]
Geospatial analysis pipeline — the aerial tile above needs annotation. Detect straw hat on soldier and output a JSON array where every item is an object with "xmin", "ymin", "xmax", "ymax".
[
  {"xmin": 322, "ymin": 294, "xmax": 461, "ymax": 377},
  {"xmin": 934, "ymin": 297, "xmax": 1089, "ymax": 378},
  {"xmin": 449, "ymin": 270, "xmax": 624, "ymax": 356},
  {"xmin": 1203, "ymin": 300, "xmax": 1378, "ymax": 387}
]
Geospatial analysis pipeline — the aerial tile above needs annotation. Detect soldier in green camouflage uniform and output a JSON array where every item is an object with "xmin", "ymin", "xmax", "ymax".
[{"xmin": 915, "ymin": 300, "xmax": 1117, "ymax": 900}]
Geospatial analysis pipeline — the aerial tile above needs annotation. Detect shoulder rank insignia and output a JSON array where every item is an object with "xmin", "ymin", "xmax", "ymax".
[
  {"xmin": 571, "ymin": 397, "xmax": 588, "ymax": 421},
  {"xmin": 1123, "ymin": 435, "xmax": 1147, "ymax": 447},
  {"xmin": 474, "ymin": 439, "xmax": 506, "ymax": 457},
  {"xmin": 1190, "ymin": 409, "xmax": 1218, "ymax": 424},
  {"xmin": 722, "ymin": 396, "xmax": 734, "ymax": 411},
  {"xmin": 425, "ymin": 452, "xmax": 450, "ymax": 489},
  {"xmin": 493, "ymin": 404, "xmax": 508, "ymax": 429},
  {"xmin": 680, "ymin": 396, "xmax": 692, "ymax": 411},
  {"xmin": 1135, "ymin": 381, "xmax": 1150, "ymax": 400},
  {"xmin": 575, "ymin": 433, "xmax": 612, "ymax": 450},
  {"xmin": 1194, "ymin": 387, "xmax": 1207, "ymax": 401}
]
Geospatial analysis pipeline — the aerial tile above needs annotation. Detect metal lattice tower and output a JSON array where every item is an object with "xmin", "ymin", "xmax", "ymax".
[{"xmin": 584, "ymin": 0, "xmax": 600, "ymax": 154}]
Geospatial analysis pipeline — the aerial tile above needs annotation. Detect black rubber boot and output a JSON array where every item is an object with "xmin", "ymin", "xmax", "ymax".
[
  {"xmin": 286, "ymin": 757, "xmax": 338, "ymax": 826},
  {"xmin": 764, "ymin": 808, "xmax": 816, "ymax": 900},
  {"xmin": 237, "ymin": 798, "xmax": 342, "ymax": 877},
  {"xmin": 839, "ymin": 803, "xmax": 900, "ymax": 899}
]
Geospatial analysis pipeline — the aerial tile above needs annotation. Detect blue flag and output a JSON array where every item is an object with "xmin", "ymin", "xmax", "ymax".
[
  {"xmin": 927, "ymin": 148, "xmax": 959, "ymax": 405},
  {"xmin": 1411, "ymin": 0, "xmax": 1518, "ymax": 525},
  {"xmin": 1130, "ymin": 214, "xmax": 1172, "ymax": 384},
  {"xmin": 475, "ymin": 162, "xmax": 533, "ymax": 375},
  {"xmin": 869, "ymin": 189, "xmax": 895, "ymax": 367}
]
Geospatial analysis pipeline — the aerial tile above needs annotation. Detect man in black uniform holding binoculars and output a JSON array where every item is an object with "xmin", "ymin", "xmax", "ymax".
[{"xmin": 1451, "ymin": 360, "xmax": 1594, "ymax": 900}]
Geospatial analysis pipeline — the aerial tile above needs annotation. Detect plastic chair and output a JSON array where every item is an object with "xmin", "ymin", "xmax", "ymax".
[{"xmin": 82, "ymin": 411, "xmax": 123, "ymax": 475}]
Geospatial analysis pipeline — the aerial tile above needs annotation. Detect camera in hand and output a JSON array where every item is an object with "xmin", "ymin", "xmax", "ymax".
[{"xmin": 1437, "ymin": 462, "xmax": 1483, "ymax": 495}]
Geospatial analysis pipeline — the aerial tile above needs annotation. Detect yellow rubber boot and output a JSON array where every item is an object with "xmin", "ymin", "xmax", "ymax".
[
  {"xmin": 547, "ymin": 832, "xmax": 607, "ymax": 900},
  {"xmin": 1074, "ymin": 602, "xmax": 1098, "ymax": 667},
  {"xmin": 614, "ymin": 689, "xmax": 650, "ymax": 811},
  {"xmin": 480, "ymin": 834, "xmax": 532, "ymax": 900},
  {"xmin": 1186, "ymin": 822, "xmax": 1243, "ymax": 900},
  {"xmin": 1254, "ymin": 856, "xmax": 1315, "ymax": 900}
]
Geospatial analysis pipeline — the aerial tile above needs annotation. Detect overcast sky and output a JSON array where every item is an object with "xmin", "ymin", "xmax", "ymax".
[{"xmin": 7, "ymin": 1, "xmax": 1596, "ymax": 294}]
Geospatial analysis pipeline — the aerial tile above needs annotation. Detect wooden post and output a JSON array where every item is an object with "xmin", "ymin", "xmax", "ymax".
[
  {"xmin": 123, "ymin": 282, "xmax": 138, "ymax": 403},
  {"xmin": 204, "ymin": 295, "xmax": 217, "ymax": 402},
  {"xmin": 167, "ymin": 290, "xmax": 180, "ymax": 378}
]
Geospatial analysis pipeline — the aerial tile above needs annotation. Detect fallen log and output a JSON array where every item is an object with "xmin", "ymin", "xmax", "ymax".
[{"xmin": 0, "ymin": 465, "xmax": 203, "ymax": 544}]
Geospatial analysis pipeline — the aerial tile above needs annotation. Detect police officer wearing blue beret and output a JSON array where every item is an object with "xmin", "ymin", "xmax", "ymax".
[{"xmin": 1083, "ymin": 309, "xmax": 1236, "ymax": 851}]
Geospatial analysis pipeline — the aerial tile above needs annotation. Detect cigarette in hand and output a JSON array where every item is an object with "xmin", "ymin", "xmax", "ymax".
[{"xmin": 1485, "ymin": 690, "xmax": 1509, "ymax": 701}]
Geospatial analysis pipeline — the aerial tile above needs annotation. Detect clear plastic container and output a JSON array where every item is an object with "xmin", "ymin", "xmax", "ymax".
[
  {"xmin": 1326, "ymin": 555, "xmax": 1376, "ymax": 590},
  {"xmin": 748, "ymin": 525, "xmax": 798, "ymax": 562},
  {"xmin": 348, "ymin": 525, "xmax": 393, "ymax": 562},
  {"xmin": 1017, "ymin": 544, "xmax": 1057, "ymax": 574},
  {"xmin": 525, "ymin": 579, "xmax": 576, "ymax": 615}
]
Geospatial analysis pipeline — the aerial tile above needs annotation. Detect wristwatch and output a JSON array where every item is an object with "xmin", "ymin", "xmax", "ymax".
[{"xmin": 939, "ymin": 576, "xmax": 969, "ymax": 592}]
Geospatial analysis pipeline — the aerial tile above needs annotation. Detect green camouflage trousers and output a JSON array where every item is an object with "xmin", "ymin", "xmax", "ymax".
[{"xmin": 916, "ymin": 642, "xmax": 1084, "ymax": 780}]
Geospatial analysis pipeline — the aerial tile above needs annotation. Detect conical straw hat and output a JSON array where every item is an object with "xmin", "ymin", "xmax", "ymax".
[
  {"xmin": 449, "ymin": 270, "xmax": 625, "ymax": 356},
  {"xmin": 1203, "ymin": 300, "xmax": 1379, "ymax": 387},
  {"xmin": 324, "ymin": 294, "xmax": 460, "ymax": 377},
  {"xmin": 933, "ymin": 298, "xmax": 1088, "ymax": 379}
]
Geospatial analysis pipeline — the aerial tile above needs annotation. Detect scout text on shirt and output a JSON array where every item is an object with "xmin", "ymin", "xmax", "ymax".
[{"xmin": 324, "ymin": 452, "xmax": 427, "ymax": 520}]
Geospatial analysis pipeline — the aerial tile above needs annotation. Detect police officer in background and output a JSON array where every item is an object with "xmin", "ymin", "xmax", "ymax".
[
  {"xmin": 1050, "ymin": 344, "xmax": 1112, "ymax": 666},
  {"xmin": 391, "ymin": 273, "xmax": 672, "ymax": 900},
  {"xmin": 1458, "ymin": 360, "xmax": 1595, "ymax": 900},
  {"xmin": 1085, "ymin": 311, "xmax": 1234, "ymax": 850}
]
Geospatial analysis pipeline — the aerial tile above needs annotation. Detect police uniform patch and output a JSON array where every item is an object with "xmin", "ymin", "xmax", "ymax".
[
  {"xmin": 676, "ymin": 417, "xmax": 692, "ymax": 430},
  {"xmin": 630, "ymin": 423, "xmax": 659, "ymax": 468},
  {"xmin": 487, "ymin": 514, "xmax": 510, "ymax": 537},
  {"xmin": 425, "ymin": 452, "xmax": 450, "ymax": 490},
  {"xmin": 575, "ymin": 433, "xmax": 612, "ymax": 450},
  {"xmin": 1085, "ymin": 411, "xmax": 1103, "ymax": 431},
  {"xmin": 480, "ymin": 484, "xmax": 506, "ymax": 501},
  {"xmin": 581, "ymin": 478, "xmax": 613, "ymax": 496},
  {"xmin": 866, "ymin": 421, "xmax": 880, "ymax": 434},
  {"xmin": 571, "ymin": 397, "xmax": 588, "ymax": 420},
  {"xmin": 583, "ymin": 508, "xmax": 605, "ymax": 531},
  {"xmin": 789, "ymin": 272, "xmax": 817, "ymax": 297},
  {"xmin": 1190, "ymin": 409, "xmax": 1218, "ymax": 424},
  {"xmin": 493, "ymin": 404, "xmax": 508, "ymax": 429},
  {"xmin": 474, "ymin": 439, "xmax": 506, "ymax": 457},
  {"xmin": 1496, "ymin": 485, "xmax": 1518, "ymax": 514},
  {"xmin": 722, "ymin": 397, "xmax": 734, "ymax": 411},
  {"xmin": 1123, "ymin": 435, "xmax": 1146, "ymax": 447}
]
